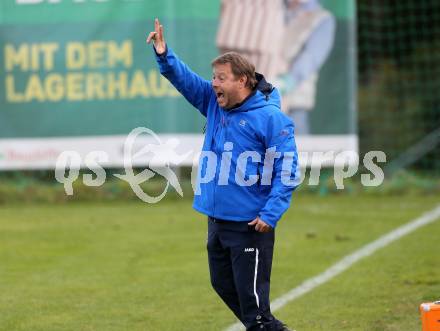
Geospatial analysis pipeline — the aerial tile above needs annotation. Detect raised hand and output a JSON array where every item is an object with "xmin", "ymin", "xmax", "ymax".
[{"xmin": 146, "ymin": 18, "xmax": 166, "ymax": 55}]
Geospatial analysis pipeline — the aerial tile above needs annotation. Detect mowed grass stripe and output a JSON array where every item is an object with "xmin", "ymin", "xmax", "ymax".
[
  {"xmin": 276, "ymin": 209, "xmax": 440, "ymax": 331},
  {"xmin": 0, "ymin": 195, "xmax": 439, "ymax": 331},
  {"xmin": 225, "ymin": 203, "xmax": 440, "ymax": 331}
]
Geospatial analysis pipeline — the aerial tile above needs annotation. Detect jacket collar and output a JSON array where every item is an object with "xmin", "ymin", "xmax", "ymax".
[{"xmin": 225, "ymin": 72, "xmax": 274, "ymax": 111}]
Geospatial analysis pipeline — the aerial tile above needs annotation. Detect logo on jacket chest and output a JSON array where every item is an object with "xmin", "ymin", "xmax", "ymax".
[{"xmin": 239, "ymin": 119, "xmax": 247, "ymax": 127}]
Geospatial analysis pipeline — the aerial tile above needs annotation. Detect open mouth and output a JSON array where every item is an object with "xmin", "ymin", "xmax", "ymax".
[{"xmin": 216, "ymin": 92, "xmax": 225, "ymax": 102}]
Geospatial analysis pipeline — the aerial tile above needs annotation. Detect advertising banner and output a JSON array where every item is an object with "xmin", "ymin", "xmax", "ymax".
[{"xmin": 0, "ymin": 0, "xmax": 356, "ymax": 169}]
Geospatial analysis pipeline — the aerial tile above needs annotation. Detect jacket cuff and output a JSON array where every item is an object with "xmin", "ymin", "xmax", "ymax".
[{"xmin": 259, "ymin": 214, "xmax": 277, "ymax": 229}]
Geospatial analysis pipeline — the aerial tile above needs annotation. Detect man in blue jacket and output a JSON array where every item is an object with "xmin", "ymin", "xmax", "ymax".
[{"xmin": 147, "ymin": 18, "xmax": 298, "ymax": 331}]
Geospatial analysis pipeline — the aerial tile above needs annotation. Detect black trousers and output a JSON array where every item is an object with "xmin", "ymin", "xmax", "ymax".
[{"xmin": 207, "ymin": 217, "xmax": 285, "ymax": 331}]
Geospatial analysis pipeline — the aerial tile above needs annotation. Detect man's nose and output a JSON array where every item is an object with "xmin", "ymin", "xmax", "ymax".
[{"xmin": 212, "ymin": 78, "xmax": 219, "ymax": 87}]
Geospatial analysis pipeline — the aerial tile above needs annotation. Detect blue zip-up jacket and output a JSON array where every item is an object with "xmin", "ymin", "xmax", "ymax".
[{"xmin": 155, "ymin": 47, "xmax": 299, "ymax": 228}]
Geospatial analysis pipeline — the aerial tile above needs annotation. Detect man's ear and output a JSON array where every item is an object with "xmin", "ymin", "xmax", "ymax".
[{"xmin": 239, "ymin": 75, "xmax": 247, "ymax": 89}]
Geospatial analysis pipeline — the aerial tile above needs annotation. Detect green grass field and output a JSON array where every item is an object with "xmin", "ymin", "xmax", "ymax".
[{"xmin": 1, "ymin": 194, "xmax": 439, "ymax": 331}]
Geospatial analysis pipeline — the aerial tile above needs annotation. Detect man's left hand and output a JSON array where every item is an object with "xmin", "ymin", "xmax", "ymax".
[{"xmin": 248, "ymin": 217, "xmax": 272, "ymax": 233}]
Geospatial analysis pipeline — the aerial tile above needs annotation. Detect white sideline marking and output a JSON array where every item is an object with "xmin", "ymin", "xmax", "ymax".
[{"xmin": 225, "ymin": 204, "xmax": 440, "ymax": 331}]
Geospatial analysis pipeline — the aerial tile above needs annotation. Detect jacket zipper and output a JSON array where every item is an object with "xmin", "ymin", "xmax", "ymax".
[{"xmin": 212, "ymin": 113, "xmax": 224, "ymax": 217}]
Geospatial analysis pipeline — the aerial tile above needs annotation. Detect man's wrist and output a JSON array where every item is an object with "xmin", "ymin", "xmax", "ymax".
[
  {"xmin": 154, "ymin": 44, "xmax": 168, "ymax": 57},
  {"xmin": 258, "ymin": 214, "xmax": 276, "ymax": 229}
]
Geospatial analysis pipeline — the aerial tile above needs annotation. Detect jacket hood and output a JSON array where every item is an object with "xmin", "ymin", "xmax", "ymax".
[{"xmin": 230, "ymin": 72, "xmax": 281, "ymax": 112}]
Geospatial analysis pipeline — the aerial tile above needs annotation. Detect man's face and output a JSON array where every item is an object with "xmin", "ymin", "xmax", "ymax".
[{"xmin": 212, "ymin": 63, "xmax": 245, "ymax": 109}]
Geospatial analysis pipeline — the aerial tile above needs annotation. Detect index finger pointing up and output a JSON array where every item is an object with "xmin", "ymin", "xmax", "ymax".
[
  {"xmin": 159, "ymin": 24, "xmax": 164, "ymax": 40},
  {"xmin": 155, "ymin": 18, "xmax": 160, "ymax": 33}
]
